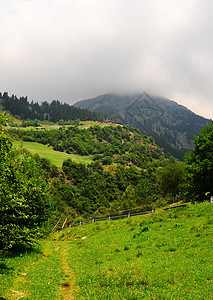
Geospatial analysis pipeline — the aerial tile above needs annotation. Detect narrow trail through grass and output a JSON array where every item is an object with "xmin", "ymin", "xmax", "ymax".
[
  {"xmin": 60, "ymin": 244, "xmax": 78, "ymax": 300},
  {"xmin": 1, "ymin": 242, "xmax": 60, "ymax": 299},
  {"xmin": 1, "ymin": 242, "xmax": 78, "ymax": 300}
]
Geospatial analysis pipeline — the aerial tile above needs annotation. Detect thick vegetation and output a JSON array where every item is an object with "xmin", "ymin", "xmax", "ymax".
[
  {"xmin": 0, "ymin": 113, "xmax": 53, "ymax": 252},
  {"xmin": 8, "ymin": 125, "xmax": 164, "ymax": 164},
  {"xmin": 183, "ymin": 121, "xmax": 213, "ymax": 201},
  {"xmin": 9, "ymin": 124, "xmax": 177, "ymax": 221}
]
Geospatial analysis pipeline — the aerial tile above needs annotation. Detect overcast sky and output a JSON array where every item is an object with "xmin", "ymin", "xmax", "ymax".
[{"xmin": 0, "ymin": 0, "xmax": 213, "ymax": 119}]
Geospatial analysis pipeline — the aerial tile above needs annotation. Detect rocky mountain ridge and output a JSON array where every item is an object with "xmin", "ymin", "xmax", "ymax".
[{"xmin": 74, "ymin": 92, "xmax": 211, "ymax": 159}]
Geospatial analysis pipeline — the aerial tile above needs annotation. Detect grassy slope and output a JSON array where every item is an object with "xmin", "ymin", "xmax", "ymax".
[
  {"xmin": 11, "ymin": 122, "xmax": 116, "ymax": 167},
  {"xmin": 1, "ymin": 202, "xmax": 212, "ymax": 299},
  {"xmin": 13, "ymin": 141, "xmax": 93, "ymax": 168}
]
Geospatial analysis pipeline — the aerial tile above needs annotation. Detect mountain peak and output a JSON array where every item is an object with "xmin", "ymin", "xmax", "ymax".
[{"xmin": 74, "ymin": 93, "xmax": 211, "ymax": 160}]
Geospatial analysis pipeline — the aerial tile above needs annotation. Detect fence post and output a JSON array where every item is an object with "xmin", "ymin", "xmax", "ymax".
[
  {"xmin": 52, "ymin": 218, "xmax": 61, "ymax": 231},
  {"xmin": 92, "ymin": 219, "xmax": 95, "ymax": 223},
  {"xmin": 109, "ymin": 216, "xmax": 110, "ymax": 220},
  {"xmin": 128, "ymin": 213, "xmax": 130, "ymax": 218},
  {"xmin": 79, "ymin": 221, "xmax": 81, "ymax": 226},
  {"xmin": 62, "ymin": 218, "xmax": 67, "ymax": 230}
]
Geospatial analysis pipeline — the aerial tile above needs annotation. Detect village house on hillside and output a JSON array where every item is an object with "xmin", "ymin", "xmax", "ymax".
[{"xmin": 100, "ymin": 120, "xmax": 122, "ymax": 126}]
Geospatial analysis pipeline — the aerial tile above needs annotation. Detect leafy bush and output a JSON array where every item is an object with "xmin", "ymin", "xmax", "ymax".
[
  {"xmin": 0, "ymin": 112, "xmax": 53, "ymax": 252},
  {"xmin": 183, "ymin": 121, "xmax": 213, "ymax": 201}
]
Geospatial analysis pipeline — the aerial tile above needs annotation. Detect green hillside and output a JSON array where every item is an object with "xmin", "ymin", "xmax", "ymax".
[
  {"xmin": 1, "ymin": 201, "xmax": 212, "ymax": 299},
  {"xmin": 9, "ymin": 124, "xmax": 172, "ymax": 220}
]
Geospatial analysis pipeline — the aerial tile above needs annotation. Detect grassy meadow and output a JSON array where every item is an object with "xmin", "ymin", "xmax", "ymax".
[
  {"xmin": 13, "ymin": 141, "xmax": 93, "ymax": 168},
  {"xmin": 1, "ymin": 201, "xmax": 212, "ymax": 299}
]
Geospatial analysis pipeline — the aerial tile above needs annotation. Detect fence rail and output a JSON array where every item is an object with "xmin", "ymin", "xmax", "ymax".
[
  {"xmin": 53, "ymin": 203, "xmax": 189, "ymax": 231},
  {"xmin": 66, "ymin": 209, "xmax": 155, "ymax": 229}
]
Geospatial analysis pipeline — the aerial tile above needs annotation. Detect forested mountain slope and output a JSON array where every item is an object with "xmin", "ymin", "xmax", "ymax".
[
  {"xmin": 74, "ymin": 92, "xmax": 211, "ymax": 159},
  {"xmin": 0, "ymin": 92, "xmax": 102, "ymax": 122},
  {"xmin": 9, "ymin": 124, "xmax": 172, "ymax": 220}
]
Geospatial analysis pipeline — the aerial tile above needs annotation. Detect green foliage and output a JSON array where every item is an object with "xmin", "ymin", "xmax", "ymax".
[
  {"xmin": 8, "ymin": 124, "xmax": 164, "ymax": 168},
  {"xmin": 183, "ymin": 121, "xmax": 213, "ymax": 201},
  {"xmin": 0, "ymin": 112, "xmax": 53, "ymax": 252},
  {"xmin": 34, "ymin": 154, "xmax": 59, "ymax": 178},
  {"xmin": 160, "ymin": 161, "xmax": 185, "ymax": 202},
  {"xmin": 120, "ymin": 185, "xmax": 137, "ymax": 210},
  {"xmin": 21, "ymin": 120, "xmax": 40, "ymax": 127},
  {"xmin": 8, "ymin": 122, "xmax": 182, "ymax": 222},
  {"xmin": 62, "ymin": 159, "xmax": 90, "ymax": 183},
  {"xmin": 58, "ymin": 118, "xmax": 82, "ymax": 125},
  {"xmin": 58, "ymin": 160, "xmax": 160, "ymax": 219},
  {"xmin": 8, "ymin": 124, "xmax": 171, "ymax": 220}
]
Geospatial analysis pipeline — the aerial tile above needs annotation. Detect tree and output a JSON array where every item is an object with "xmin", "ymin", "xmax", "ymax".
[
  {"xmin": 62, "ymin": 159, "xmax": 89, "ymax": 184},
  {"xmin": 0, "ymin": 112, "xmax": 52, "ymax": 252},
  {"xmin": 160, "ymin": 161, "xmax": 185, "ymax": 202},
  {"xmin": 120, "ymin": 185, "xmax": 137, "ymax": 210},
  {"xmin": 135, "ymin": 178, "xmax": 157, "ymax": 207},
  {"xmin": 183, "ymin": 122, "xmax": 213, "ymax": 201}
]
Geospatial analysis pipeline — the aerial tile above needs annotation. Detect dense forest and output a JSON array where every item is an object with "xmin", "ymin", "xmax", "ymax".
[{"xmin": 0, "ymin": 92, "xmax": 102, "ymax": 122}]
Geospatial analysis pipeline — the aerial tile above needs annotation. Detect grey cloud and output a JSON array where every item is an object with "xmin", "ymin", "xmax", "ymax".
[{"xmin": 0, "ymin": 0, "xmax": 213, "ymax": 118}]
